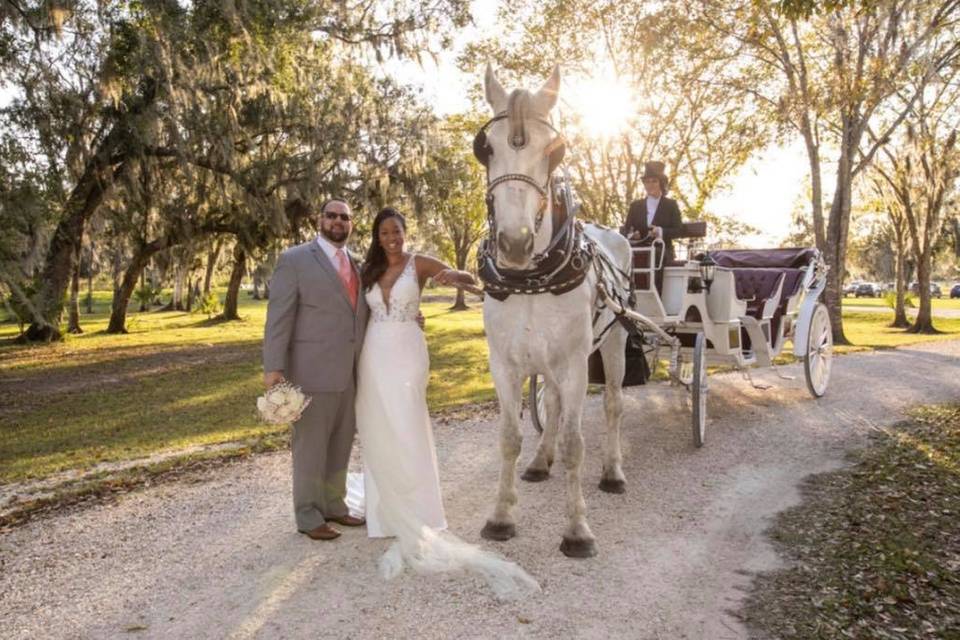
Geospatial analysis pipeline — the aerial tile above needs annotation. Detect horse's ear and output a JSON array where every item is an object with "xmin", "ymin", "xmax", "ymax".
[
  {"xmin": 531, "ymin": 65, "xmax": 560, "ymax": 115},
  {"xmin": 484, "ymin": 63, "xmax": 507, "ymax": 114}
]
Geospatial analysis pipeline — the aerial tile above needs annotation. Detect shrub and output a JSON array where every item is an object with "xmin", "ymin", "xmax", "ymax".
[
  {"xmin": 193, "ymin": 292, "xmax": 221, "ymax": 317},
  {"xmin": 883, "ymin": 290, "xmax": 917, "ymax": 310}
]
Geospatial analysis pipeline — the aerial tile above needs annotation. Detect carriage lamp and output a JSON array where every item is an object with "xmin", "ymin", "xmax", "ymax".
[{"xmin": 698, "ymin": 254, "xmax": 717, "ymax": 293}]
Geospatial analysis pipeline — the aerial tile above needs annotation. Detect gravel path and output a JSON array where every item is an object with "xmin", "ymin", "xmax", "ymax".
[{"xmin": 2, "ymin": 340, "xmax": 959, "ymax": 640}]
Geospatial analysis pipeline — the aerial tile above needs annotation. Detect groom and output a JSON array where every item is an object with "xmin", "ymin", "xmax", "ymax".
[{"xmin": 263, "ymin": 198, "xmax": 368, "ymax": 541}]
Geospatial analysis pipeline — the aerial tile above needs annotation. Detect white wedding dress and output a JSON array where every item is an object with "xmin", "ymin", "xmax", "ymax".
[{"xmin": 355, "ymin": 255, "xmax": 539, "ymax": 600}]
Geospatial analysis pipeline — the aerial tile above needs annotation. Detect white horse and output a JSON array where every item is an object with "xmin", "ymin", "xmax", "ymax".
[{"xmin": 477, "ymin": 65, "xmax": 633, "ymax": 558}]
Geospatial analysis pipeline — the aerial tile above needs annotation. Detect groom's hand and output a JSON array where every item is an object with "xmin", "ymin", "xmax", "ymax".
[{"xmin": 264, "ymin": 371, "xmax": 285, "ymax": 388}]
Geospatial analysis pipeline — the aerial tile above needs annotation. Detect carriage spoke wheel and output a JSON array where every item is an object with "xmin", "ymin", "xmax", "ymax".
[
  {"xmin": 691, "ymin": 332, "xmax": 708, "ymax": 448},
  {"xmin": 803, "ymin": 303, "xmax": 833, "ymax": 398},
  {"xmin": 529, "ymin": 374, "xmax": 546, "ymax": 434}
]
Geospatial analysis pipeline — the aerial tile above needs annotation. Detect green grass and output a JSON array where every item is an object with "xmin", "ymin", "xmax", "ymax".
[
  {"xmin": 842, "ymin": 295, "xmax": 960, "ymax": 310},
  {"xmin": 0, "ymin": 287, "xmax": 491, "ymax": 484},
  {"xmin": 1, "ymin": 289, "xmax": 958, "ymax": 486},
  {"xmin": 743, "ymin": 403, "xmax": 960, "ymax": 638}
]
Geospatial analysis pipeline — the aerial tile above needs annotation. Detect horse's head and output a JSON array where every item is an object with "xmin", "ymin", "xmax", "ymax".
[{"xmin": 476, "ymin": 64, "xmax": 565, "ymax": 270}]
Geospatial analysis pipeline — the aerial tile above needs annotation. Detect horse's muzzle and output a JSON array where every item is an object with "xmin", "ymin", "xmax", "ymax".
[{"xmin": 497, "ymin": 230, "xmax": 534, "ymax": 268}]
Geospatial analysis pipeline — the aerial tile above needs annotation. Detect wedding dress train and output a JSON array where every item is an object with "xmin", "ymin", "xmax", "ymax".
[{"xmin": 355, "ymin": 256, "xmax": 539, "ymax": 600}]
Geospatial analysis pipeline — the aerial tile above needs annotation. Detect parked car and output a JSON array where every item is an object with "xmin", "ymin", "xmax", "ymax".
[
  {"xmin": 910, "ymin": 282, "xmax": 943, "ymax": 298},
  {"xmin": 843, "ymin": 281, "xmax": 863, "ymax": 296},
  {"xmin": 951, "ymin": 284, "xmax": 960, "ymax": 299},
  {"xmin": 854, "ymin": 282, "xmax": 882, "ymax": 298}
]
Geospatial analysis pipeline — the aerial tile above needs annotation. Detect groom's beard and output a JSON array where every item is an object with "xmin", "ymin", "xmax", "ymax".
[{"xmin": 320, "ymin": 226, "xmax": 348, "ymax": 244}]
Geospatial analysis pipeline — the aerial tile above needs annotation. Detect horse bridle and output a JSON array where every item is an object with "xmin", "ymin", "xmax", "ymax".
[{"xmin": 472, "ymin": 112, "xmax": 567, "ymax": 237}]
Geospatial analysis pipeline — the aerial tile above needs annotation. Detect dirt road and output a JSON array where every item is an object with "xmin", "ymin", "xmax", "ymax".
[{"xmin": 2, "ymin": 341, "xmax": 958, "ymax": 640}]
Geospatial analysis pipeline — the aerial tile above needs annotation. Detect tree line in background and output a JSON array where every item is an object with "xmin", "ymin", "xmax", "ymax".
[
  {"xmin": 470, "ymin": 0, "xmax": 960, "ymax": 339},
  {"xmin": 1, "ymin": 0, "xmax": 958, "ymax": 344}
]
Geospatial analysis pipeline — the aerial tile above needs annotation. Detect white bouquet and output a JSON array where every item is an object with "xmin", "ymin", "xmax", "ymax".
[{"xmin": 257, "ymin": 382, "xmax": 312, "ymax": 425}]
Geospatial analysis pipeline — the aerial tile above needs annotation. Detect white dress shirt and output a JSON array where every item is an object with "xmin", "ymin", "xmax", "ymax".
[
  {"xmin": 645, "ymin": 196, "xmax": 660, "ymax": 226},
  {"xmin": 316, "ymin": 234, "xmax": 346, "ymax": 264}
]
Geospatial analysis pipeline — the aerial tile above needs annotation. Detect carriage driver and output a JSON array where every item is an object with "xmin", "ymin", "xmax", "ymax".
[
  {"xmin": 621, "ymin": 161, "xmax": 684, "ymax": 262},
  {"xmin": 621, "ymin": 161, "xmax": 684, "ymax": 292}
]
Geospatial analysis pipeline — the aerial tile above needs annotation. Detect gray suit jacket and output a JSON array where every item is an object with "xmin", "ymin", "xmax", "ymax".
[{"xmin": 262, "ymin": 240, "xmax": 369, "ymax": 393}]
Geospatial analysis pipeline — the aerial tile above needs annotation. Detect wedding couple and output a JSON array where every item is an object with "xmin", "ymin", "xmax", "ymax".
[{"xmin": 262, "ymin": 199, "xmax": 538, "ymax": 598}]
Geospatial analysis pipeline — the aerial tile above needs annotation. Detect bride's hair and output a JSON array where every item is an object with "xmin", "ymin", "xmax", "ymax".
[{"xmin": 361, "ymin": 207, "xmax": 407, "ymax": 290}]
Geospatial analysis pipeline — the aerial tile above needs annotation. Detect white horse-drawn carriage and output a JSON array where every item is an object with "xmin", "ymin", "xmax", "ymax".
[
  {"xmin": 529, "ymin": 230, "xmax": 834, "ymax": 448},
  {"xmin": 473, "ymin": 65, "xmax": 833, "ymax": 558}
]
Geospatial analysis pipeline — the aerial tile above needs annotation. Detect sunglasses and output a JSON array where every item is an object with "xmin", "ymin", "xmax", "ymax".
[{"xmin": 323, "ymin": 211, "xmax": 352, "ymax": 222}]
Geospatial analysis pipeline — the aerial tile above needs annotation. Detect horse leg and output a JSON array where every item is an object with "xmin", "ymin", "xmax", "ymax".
[
  {"xmin": 597, "ymin": 330, "xmax": 627, "ymax": 494},
  {"xmin": 481, "ymin": 366, "xmax": 524, "ymax": 542},
  {"xmin": 522, "ymin": 381, "xmax": 559, "ymax": 482},
  {"xmin": 557, "ymin": 366, "xmax": 597, "ymax": 558}
]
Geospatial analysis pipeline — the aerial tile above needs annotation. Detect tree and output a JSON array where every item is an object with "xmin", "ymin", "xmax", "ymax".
[
  {"xmin": 1, "ymin": 0, "xmax": 471, "ymax": 342},
  {"xmin": 408, "ymin": 115, "xmax": 487, "ymax": 310},
  {"xmin": 462, "ymin": 0, "xmax": 768, "ymax": 232},
  {"xmin": 870, "ymin": 76, "xmax": 960, "ymax": 333},
  {"xmin": 699, "ymin": 0, "xmax": 960, "ymax": 343},
  {"xmin": 867, "ymin": 179, "xmax": 913, "ymax": 327}
]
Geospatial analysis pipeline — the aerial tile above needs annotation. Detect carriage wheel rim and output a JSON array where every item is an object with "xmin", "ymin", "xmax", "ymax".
[{"xmin": 807, "ymin": 306, "xmax": 832, "ymax": 394}]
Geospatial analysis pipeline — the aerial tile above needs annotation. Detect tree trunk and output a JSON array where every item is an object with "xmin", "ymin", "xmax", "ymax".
[
  {"xmin": 186, "ymin": 278, "xmax": 198, "ymax": 312},
  {"xmin": 67, "ymin": 256, "xmax": 83, "ymax": 334},
  {"xmin": 822, "ymin": 147, "xmax": 855, "ymax": 345},
  {"xmin": 107, "ymin": 243, "xmax": 162, "ymax": 334},
  {"xmin": 892, "ymin": 243, "xmax": 909, "ymax": 328},
  {"xmin": 251, "ymin": 268, "xmax": 262, "ymax": 300},
  {"xmin": 85, "ymin": 271, "xmax": 94, "ymax": 314},
  {"xmin": 172, "ymin": 264, "xmax": 185, "ymax": 311},
  {"xmin": 203, "ymin": 239, "xmax": 223, "ymax": 294},
  {"xmin": 908, "ymin": 257, "xmax": 937, "ymax": 333},
  {"xmin": 221, "ymin": 244, "xmax": 246, "ymax": 321},
  {"xmin": 449, "ymin": 247, "xmax": 470, "ymax": 311}
]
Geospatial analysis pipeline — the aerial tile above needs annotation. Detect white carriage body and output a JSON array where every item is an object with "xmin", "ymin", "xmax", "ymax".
[{"xmin": 627, "ymin": 242, "xmax": 827, "ymax": 369}]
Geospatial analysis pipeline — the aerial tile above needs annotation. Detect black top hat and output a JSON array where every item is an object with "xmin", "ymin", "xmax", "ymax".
[{"xmin": 642, "ymin": 161, "xmax": 668, "ymax": 181}]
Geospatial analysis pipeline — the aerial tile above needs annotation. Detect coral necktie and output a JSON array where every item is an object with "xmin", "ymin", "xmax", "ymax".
[{"xmin": 335, "ymin": 248, "xmax": 358, "ymax": 310}]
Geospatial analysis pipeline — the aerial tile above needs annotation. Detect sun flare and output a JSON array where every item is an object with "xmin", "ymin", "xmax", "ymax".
[{"xmin": 565, "ymin": 73, "xmax": 635, "ymax": 139}]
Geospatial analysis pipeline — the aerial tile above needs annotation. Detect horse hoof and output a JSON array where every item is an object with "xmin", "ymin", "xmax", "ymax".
[
  {"xmin": 560, "ymin": 536, "xmax": 598, "ymax": 558},
  {"xmin": 598, "ymin": 478, "xmax": 626, "ymax": 494},
  {"xmin": 521, "ymin": 468, "xmax": 550, "ymax": 482},
  {"xmin": 481, "ymin": 521, "xmax": 516, "ymax": 541}
]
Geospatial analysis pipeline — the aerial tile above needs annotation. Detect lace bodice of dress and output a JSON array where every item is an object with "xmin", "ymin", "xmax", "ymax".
[{"xmin": 367, "ymin": 255, "xmax": 420, "ymax": 323}]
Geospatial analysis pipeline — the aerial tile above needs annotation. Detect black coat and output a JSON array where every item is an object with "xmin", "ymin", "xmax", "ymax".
[{"xmin": 621, "ymin": 196, "xmax": 683, "ymax": 265}]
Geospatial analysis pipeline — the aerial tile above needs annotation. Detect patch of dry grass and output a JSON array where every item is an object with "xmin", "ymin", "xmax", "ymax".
[{"xmin": 742, "ymin": 404, "xmax": 960, "ymax": 639}]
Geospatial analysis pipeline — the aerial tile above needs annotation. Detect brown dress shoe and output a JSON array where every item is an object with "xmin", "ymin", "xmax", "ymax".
[
  {"xmin": 299, "ymin": 524, "xmax": 341, "ymax": 540},
  {"xmin": 328, "ymin": 514, "xmax": 365, "ymax": 527}
]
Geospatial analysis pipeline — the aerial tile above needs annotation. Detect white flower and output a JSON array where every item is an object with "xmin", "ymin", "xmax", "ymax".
[{"xmin": 256, "ymin": 396, "xmax": 268, "ymax": 413}]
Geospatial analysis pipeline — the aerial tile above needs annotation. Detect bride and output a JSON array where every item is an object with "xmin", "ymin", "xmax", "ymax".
[{"xmin": 355, "ymin": 207, "xmax": 539, "ymax": 600}]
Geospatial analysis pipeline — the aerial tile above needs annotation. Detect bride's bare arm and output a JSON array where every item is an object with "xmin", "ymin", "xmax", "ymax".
[{"xmin": 413, "ymin": 255, "xmax": 477, "ymax": 288}]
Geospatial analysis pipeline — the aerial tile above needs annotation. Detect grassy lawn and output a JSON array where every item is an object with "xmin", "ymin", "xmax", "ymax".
[
  {"xmin": 843, "ymin": 295, "xmax": 960, "ymax": 310},
  {"xmin": 0, "ymin": 288, "xmax": 490, "ymax": 484},
  {"xmin": 743, "ymin": 403, "xmax": 960, "ymax": 638},
  {"xmin": 1, "ymin": 291, "xmax": 958, "ymax": 486}
]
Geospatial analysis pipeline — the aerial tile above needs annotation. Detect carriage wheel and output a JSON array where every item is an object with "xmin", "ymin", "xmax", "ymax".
[
  {"xmin": 691, "ymin": 332, "xmax": 708, "ymax": 448},
  {"xmin": 529, "ymin": 374, "xmax": 546, "ymax": 434},
  {"xmin": 803, "ymin": 303, "xmax": 833, "ymax": 398}
]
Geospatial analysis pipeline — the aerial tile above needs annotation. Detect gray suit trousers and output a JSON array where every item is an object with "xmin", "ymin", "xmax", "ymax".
[{"xmin": 291, "ymin": 382, "xmax": 356, "ymax": 531}]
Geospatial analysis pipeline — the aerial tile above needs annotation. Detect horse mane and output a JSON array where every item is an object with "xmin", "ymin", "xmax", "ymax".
[{"xmin": 506, "ymin": 88, "xmax": 533, "ymax": 148}]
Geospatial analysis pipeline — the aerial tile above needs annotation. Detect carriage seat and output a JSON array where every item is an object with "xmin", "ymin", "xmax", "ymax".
[
  {"xmin": 733, "ymin": 269, "xmax": 786, "ymax": 319},
  {"xmin": 706, "ymin": 247, "xmax": 818, "ymax": 269}
]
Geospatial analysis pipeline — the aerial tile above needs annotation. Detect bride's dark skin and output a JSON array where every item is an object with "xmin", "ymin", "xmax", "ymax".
[{"xmin": 376, "ymin": 216, "xmax": 476, "ymax": 309}]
